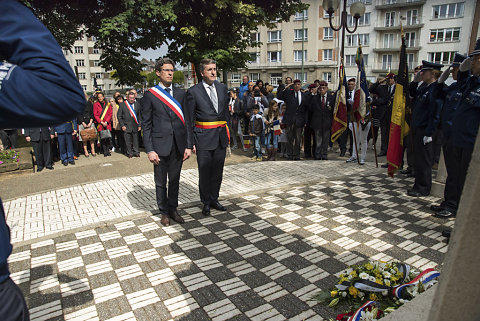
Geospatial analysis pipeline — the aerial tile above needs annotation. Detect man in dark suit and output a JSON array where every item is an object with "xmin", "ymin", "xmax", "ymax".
[
  {"xmin": 277, "ymin": 79, "xmax": 309, "ymax": 160},
  {"xmin": 370, "ymin": 74, "xmax": 394, "ymax": 156},
  {"xmin": 309, "ymin": 81, "xmax": 334, "ymax": 160},
  {"xmin": 185, "ymin": 58, "xmax": 230, "ymax": 216},
  {"xmin": 118, "ymin": 91, "xmax": 142, "ymax": 158},
  {"xmin": 24, "ymin": 127, "xmax": 55, "ymax": 172},
  {"xmin": 337, "ymin": 78, "xmax": 356, "ymax": 157},
  {"xmin": 142, "ymin": 58, "xmax": 191, "ymax": 226}
]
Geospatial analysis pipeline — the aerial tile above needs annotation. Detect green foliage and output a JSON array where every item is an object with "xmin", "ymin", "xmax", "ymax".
[
  {"xmin": 0, "ymin": 150, "xmax": 19, "ymax": 165},
  {"xmin": 173, "ymin": 70, "xmax": 184, "ymax": 85},
  {"xmin": 145, "ymin": 71, "xmax": 159, "ymax": 88},
  {"xmin": 25, "ymin": 0, "xmax": 307, "ymax": 85}
]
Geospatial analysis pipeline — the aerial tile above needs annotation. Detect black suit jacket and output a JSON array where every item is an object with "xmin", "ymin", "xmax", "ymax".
[
  {"xmin": 141, "ymin": 87, "xmax": 189, "ymax": 156},
  {"xmin": 24, "ymin": 127, "xmax": 54, "ymax": 141},
  {"xmin": 309, "ymin": 91, "xmax": 335, "ymax": 131},
  {"xmin": 185, "ymin": 81, "xmax": 230, "ymax": 150},
  {"xmin": 277, "ymin": 88, "xmax": 309, "ymax": 127},
  {"xmin": 369, "ymin": 83, "xmax": 390, "ymax": 121},
  {"xmin": 118, "ymin": 101, "xmax": 142, "ymax": 132}
]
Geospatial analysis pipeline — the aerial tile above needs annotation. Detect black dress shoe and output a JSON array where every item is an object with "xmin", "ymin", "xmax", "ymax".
[
  {"xmin": 36, "ymin": 167, "xmax": 44, "ymax": 172},
  {"xmin": 202, "ymin": 204, "xmax": 211, "ymax": 216},
  {"xmin": 430, "ymin": 204, "xmax": 444, "ymax": 212},
  {"xmin": 46, "ymin": 166, "xmax": 54, "ymax": 170},
  {"xmin": 407, "ymin": 189, "xmax": 428, "ymax": 197},
  {"xmin": 435, "ymin": 210, "xmax": 455, "ymax": 218},
  {"xmin": 69, "ymin": 160, "xmax": 75, "ymax": 165},
  {"xmin": 400, "ymin": 168, "xmax": 411, "ymax": 175},
  {"xmin": 378, "ymin": 152, "xmax": 387, "ymax": 157},
  {"xmin": 63, "ymin": 161, "xmax": 68, "ymax": 166},
  {"xmin": 210, "ymin": 201, "xmax": 226, "ymax": 211},
  {"xmin": 339, "ymin": 151, "xmax": 346, "ymax": 157},
  {"xmin": 441, "ymin": 229, "xmax": 452, "ymax": 238},
  {"xmin": 407, "ymin": 171, "xmax": 416, "ymax": 177},
  {"xmin": 381, "ymin": 163, "xmax": 388, "ymax": 168}
]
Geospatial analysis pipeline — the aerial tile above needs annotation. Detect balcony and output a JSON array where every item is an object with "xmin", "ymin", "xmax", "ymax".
[
  {"xmin": 375, "ymin": 0, "xmax": 426, "ymax": 10},
  {"xmin": 373, "ymin": 44, "xmax": 421, "ymax": 52},
  {"xmin": 371, "ymin": 61, "xmax": 418, "ymax": 73},
  {"xmin": 374, "ymin": 22, "xmax": 423, "ymax": 31}
]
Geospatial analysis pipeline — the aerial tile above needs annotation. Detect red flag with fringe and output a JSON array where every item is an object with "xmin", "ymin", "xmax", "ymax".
[{"xmin": 331, "ymin": 64, "xmax": 348, "ymax": 142}]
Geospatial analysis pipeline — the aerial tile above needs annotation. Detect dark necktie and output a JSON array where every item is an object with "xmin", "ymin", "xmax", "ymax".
[
  {"xmin": 165, "ymin": 87, "xmax": 171, "ymax": 95},
  {"xmin": 322, "ymin": 95, "xmax": 326, "ymax": 108}
]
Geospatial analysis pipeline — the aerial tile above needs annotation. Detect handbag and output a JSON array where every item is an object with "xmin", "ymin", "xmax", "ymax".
[
  {"xmin": 80, "ymin": 128, "xmax": 96, "ymax": 141},
  {"xmin": 99, "ymin": 129, "xmax": 112, "ymax": 139}
]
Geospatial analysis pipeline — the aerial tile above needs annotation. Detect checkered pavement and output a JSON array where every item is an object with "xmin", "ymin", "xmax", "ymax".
[{"xmin": 9, "ymin": 173, "xmax": 450, "ymax": 320}]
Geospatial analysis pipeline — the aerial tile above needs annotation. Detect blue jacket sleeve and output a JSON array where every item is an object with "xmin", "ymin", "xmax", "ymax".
[
  {"xmin": 0, "ymin": 199, "xmax": 12, "ymax": 283},
  {"xmin": 0, "ymin": 0, "xmax": 85, "ymax": 129}
]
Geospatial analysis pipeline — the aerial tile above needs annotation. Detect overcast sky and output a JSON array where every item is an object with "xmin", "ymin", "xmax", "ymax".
[{"xmin": 138, "ymin": 45, "xmax": 168, "ymax": 61}]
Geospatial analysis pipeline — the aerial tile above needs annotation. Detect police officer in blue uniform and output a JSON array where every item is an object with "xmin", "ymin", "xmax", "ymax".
[
  {"xmin": 429, "ymin": 53, "xmax": 467, "ymax": 218},
  {"xmin": 407, "ymin": 60, "xmax": 444, "ymax": 197},
  {"xmin": 1, "ymin": 1, "xmax": 85, "ymax": 319}
]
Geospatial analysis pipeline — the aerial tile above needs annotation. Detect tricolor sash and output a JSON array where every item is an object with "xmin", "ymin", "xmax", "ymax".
[
  {"xmin": 195, "ymin": 120, "xmax": 230, "ymax": 143},
  {"xmin": 125, "ymin": 101, "xmax": 139, "ymax": 124},
  {"xmin": 149, "ymin": 85, "xmax": 184, "ymax": 125}
]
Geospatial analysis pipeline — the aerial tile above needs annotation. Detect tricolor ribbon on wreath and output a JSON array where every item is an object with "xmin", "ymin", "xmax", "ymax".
[
  {"xmin": 392, "ymin": 268, "xmax": 440, "ymax": 299},
  {"xmin": 347, "ymin": 300, "xmax": 378, "ymax": 321},
  {"xmin": 148, "ymin": 85, "xmax": 185, "ymax": 125}
]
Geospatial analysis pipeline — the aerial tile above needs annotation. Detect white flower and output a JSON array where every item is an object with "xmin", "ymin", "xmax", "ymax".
[
  {"xmin": 360, "ymin": 310, "xmax": 375, "ymax": 321},
  {"xmin": 382, "ymin": 271, "xmax": 391, "ymax": 279},
  {"xmin": 369, "ymin": 276, "xmax": 377, "ymax": 282},
  {"xmin": 399, "ymin": 299, "xmax": 405, "ymax": 304},
  {"xmin": 390, "ymin": 269, "xmax": 396, "ymax": 275},
  {"xmin": 359, "ymin": 272, "xmax": 369, "ymax": 280},
  {"xmin": 382, "ymin": 290, "xmax": 388, "ymax": 296},
  {"xmin": 342, "ymin": 291, "xmax": 347, "ymax": 297},
  {"xmin": 358, "ymin": 291, "xmax": 365, "ymax": 298}
]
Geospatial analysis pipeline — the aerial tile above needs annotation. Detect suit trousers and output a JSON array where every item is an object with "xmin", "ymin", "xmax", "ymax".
[
  {"xmin": 0, "ymin": 277, "xmax": 30, "ymax": 321},
  {"xmin": 286, "ymin": 124, "xmax": 303, "ymax": 158},
  {"xmin": 154, "ymin": 144, "xmax": 183, "ymax": 215},
  {"xmin": 197, "ymin": 147, "xmax": 226, "ymax": 205},
  {"xmin": 124, "ymin": 130, "xmax": 139, "ymax": 156},
  {"xmin": 57, "ymin": 133, "xmax": 74, "ymax": 162},
  {"xmin": 454, "ymin": 145, "xmax": 474, "ymax": 211},
  {"xmin": 403, "ymin": 129, "xmax": 415, "ymax": 171},
  {"xmin": 380, "ymin": 117, "xmax": 390, "ymax": 154},
  {"xmin": 32, "ymin": 139, "xmax": 52, "ymax": 169},
  {"xmin": 314, "ymin": 128, "xmax": 330, "ymax": 159},
  {"xmin": 412, "ymin": 127, "xmax": 433, "ymax": 195},
  {"xmin": 303, "ymin": 127, "xmax": 316, "ymax": 157},
  {"xmin": 338, "ymin": 125, "xmax": 353, "ymax": 154},
  {"xmin": 442, "ymin": 140, "xmax": 459, "ymax": 212}
]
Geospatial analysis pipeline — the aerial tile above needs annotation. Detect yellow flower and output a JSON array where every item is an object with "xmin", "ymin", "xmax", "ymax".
[
  {"xmin": 331, "ymin": 290, "xmax": 338, "ymax": 297},
  {"xmin": 375, "ymin": 278, "xmax": 383, "ymax": 285},
  {"xmin": 350, "ymin": 270, "xmax": 358, "ymax": 278},
  {"xmin": 369, "ymin": 293, "xmax": 378, "ymax": 301},
  {"xmin": 384, "ymin": 279, "xmax": 391, "ymax": 286},
  {"xmin": 365, "ymin": 263, "xmax": 374, "ymax": 270},
  {"xmin": 349, "ymin": 286, "xmax": 359, "ymax": 297},
  {"xmin": 339, "ymin": 274, "xmax": 348, "ymax": 283}
]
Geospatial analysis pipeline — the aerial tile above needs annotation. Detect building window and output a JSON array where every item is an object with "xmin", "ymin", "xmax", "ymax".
[
  {"xmin": 428, "ymin": 51, "xmax": 456, "ymax": 64},
  {"xmin": 346, "ymin": 34, "xmax": 369, "ymax": 47},
  {"xmin": 323, "ymin": 49, "xmax": 333, "ymax": 61},
  {"xmin": 406, "ymin": 10, "xmax": 418, "ymax": 25},
  {"xmin": 323, "ymin": 72, "xmax": 332, "ymax": 82},
  {"xmin": 77, "ymin": 35, "xmax": 83, "ymax": 41},
  {"xmin": 231, "ymin": 73, "xmax": 240, "ymax": 83},
  {"xmin": 250, "ymin": 32, "xmax": 260, "ymax": 42},
  {"xmin": 81, "ymin": 85, "xmax": 87, "ymax": 91},
  {"xmin": 383, "ymin": 33, "xmax": 395, "ymax": 48},
  {"xmin": 385, "ymin": 0, "xmax": 397, "ymax": 3},
  {"xmin": 294, "ymin": 10, "xmax": 308, "ymax": 20},
  {"xmin": 363, "ymin": 54, "xmax": 368, "ymax": 66},
  {"xmin": 93, "ymin": 48, "xmax": 100, "ymax": 54},
  {"xmin": 294, "ymin": 72, "xmax": 307, "ymax": 82},
  {"xmin": 382, "ymin": 55, "xmax": 393, "ymax": 70},
  {"xmin": 323, "ymin": 9, "xmax": 330, "ymax": 18},
  {"xmin": 294, "ymin": 29, "xmax": 308, "ymax": 41},
  {"xmin": 347, "ymin": 0, "xmax": 372, "ymax": 4},
  {"xmin": 294, "ymin": 50, "xmax": 307, "ymax": 62},
  {"xmin": 385, "ymin": 12, "xmax": 396, "ymax": 27},
  {"xmin": 433, "ymin": 2, "xmax": 464, "ymax": 19},
  {"xmin": 430, "ymin": 28, "xmax": 461, "ymax": 42},
  {"xmin": 267, "ymin": 51, "xmax": 282, "ymax": 62},
  {"xmin": 407, "ymin": 53, "xmax": 415, "ymax": 68},
  {"xmin": 74, "ymin": 46, "xmax": 83, "ymax": 54},
  {"xmin": 95, "ymin": 73, "xmax": 102, "ymax": 79},
  {"xmin": 345, "ymin": 55, "xmax": 356, "ymax": 66},
  {"xmin": 268, "ymin": 30, "xmax": 282, "ymax": 43},
  {"xmin": 405, "ymin": 32, "xmax": 416, "ymax": 47},
  {"xmin": 347, "ymin": 12, "xmax": 370, "ymax": 26},
  {"xmin": 91, "ymin": 36, "xmax": 97, "ymax": 42},
  {"xmin": 97, "ymin": 84, "xmax": 103, "ymax": 90},
  {"xmin": 270, "ymin": 73, "xmax": 283, "ymax": 86},
  {"xmin": 76, "ymin": 59, "xmax": 84, "ymax": 67},
  {"xmin": 324, "ymin": 27, "xmax": 333, "ymax": 40},
  {"xmin": 78, "ymin": 72, "xmax": 86, "ymax": 79},
  {"xmin": 250, "ymin": 73, "xmax": 260, "ymax": 81},
  {"xmin": 249, "ymin": 52, "xmax": 260, "ymax": 64},
  {"xmin": 93, "ymin": 60, "xmax": 100, "ymax": 67},
  {"xmin": 63, "ymin": 50, "xmax": 69, "ymax": 56}
]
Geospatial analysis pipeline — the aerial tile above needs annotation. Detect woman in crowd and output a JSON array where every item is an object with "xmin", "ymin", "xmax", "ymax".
[
  {"xmin": 77, "ymin": 95, "xmax": 97, "ymax": 157},
  {"xmin": 263, "ymin": 100, "xmax": 281, "ymax": 160},
  {"xmin": 114, "ymin": 95, "xmax": 126, "ymax": 154},
  {"xmin": 93, "ymin": 92, "xmax": 112, "ymax": 157},
  {"xmin": 110, "ymin": 96, "xmax": 122, "ymax": 154}
]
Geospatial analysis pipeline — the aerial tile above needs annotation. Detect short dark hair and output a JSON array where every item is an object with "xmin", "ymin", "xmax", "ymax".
[
  {"xmin": 199, "ymin": 58, "xmax": 216, "ymax": 73},
  {"xmin": 314, "ymin": 79, "xmax": 320, "ymax": 84},
  {"xmin": 252, "ymin": 104, "xmax": 260, "ymax": 110},
  {"xmin": 348, "ymin": 78, "xmax": 356, "ymax": 83},
  {"xmin": 155, "ymin": 57, "xmax": 175, "ymax": 71}
]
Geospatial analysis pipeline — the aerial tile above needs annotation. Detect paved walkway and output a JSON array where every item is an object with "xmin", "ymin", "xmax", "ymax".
[
  {"xmin": 8, "ymin": 167, "xmax": 451, "ymax": 321},
  {"xmin": 6, "ymin": 160, "xmax": 381, "ymax": 244}
]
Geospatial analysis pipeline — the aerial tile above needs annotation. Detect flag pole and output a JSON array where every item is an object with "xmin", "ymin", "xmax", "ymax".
[{"xmin": 368, "ymin": 102, "xmax": 378, "ymax": 167}]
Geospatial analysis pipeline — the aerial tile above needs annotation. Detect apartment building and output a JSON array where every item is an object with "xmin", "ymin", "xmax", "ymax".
[
  {"xmin": 63, "ymin": 35, "xmax": 117, "ymax": 93},
  {"xmin": 227, "ymin": 0, "xmax": 477, "ymax": 88}
]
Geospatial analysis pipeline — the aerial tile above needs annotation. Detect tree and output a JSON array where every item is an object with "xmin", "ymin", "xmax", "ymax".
[
  {"xmin": 173, "ymin": 71, "xmax": 184, "ymax": 85},
  {"xmin": 24, "ymin": 0, "xmax": 307, "ymax": 85}
]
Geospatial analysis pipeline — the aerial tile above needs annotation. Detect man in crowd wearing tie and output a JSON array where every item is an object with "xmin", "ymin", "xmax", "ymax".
[
  {"xmin": 118, "ymin": 90, "xmax": 142, "ymax": 158},
  {"xmin": 369, "ymin": 74, "xmax": 393, "ymax": 157},
  {"xmin": 277, "ymin": 79, "xmax": 309, "ymax": 160},
  {"xmin": 337, "ymin": 78, "xmax": 356, "ymax": 157},
  {"xmin": 141, "ymin": 57, "xmax": 191, "ymax": 226},
  {"xmin": 186, "ymin": 59, "xmax": 230, "ymax": 217},
  {"xmin": 309, "ymin": 81, "xmax": 334, "ymax": 160}
]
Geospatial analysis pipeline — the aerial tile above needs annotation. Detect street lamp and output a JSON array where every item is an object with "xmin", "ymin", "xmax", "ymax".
[{"xmin": 323, "ymin": 0, "xmax": 366, "ymax": 61}]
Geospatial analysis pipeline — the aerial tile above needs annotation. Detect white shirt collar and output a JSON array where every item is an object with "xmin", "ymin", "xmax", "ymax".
[
  {"xmin": 202, "ymin": 80, "xmax": 215, "ymax": 90},
  {"xmin": 159, "ymin": 83, "xmax": 173, "ymax": 92}
]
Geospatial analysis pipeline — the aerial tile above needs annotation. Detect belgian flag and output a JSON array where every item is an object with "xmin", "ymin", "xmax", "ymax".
[{"xmin": 387, "ymin": 27, "xmax": 410, "ymax": 177}]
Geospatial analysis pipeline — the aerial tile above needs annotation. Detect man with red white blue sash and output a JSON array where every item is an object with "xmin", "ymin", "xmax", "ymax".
[
  {"xmin": 141, "ymin": 58, "xmax": 191, "ymax": 227},
  {"xmin": 118, "ymin": 90, "xmax": 142, "ymax": 158}
]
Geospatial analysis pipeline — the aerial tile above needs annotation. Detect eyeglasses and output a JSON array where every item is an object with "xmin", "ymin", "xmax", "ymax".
[{"xmin": 162, "ymin": 69, "xmax": 174, "ymax": 72}]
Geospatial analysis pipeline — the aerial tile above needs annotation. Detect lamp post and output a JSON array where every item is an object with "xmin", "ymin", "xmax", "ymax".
[{"xmin": 323, "ymin": 0, "xmax": 366, "ymax": 64}]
